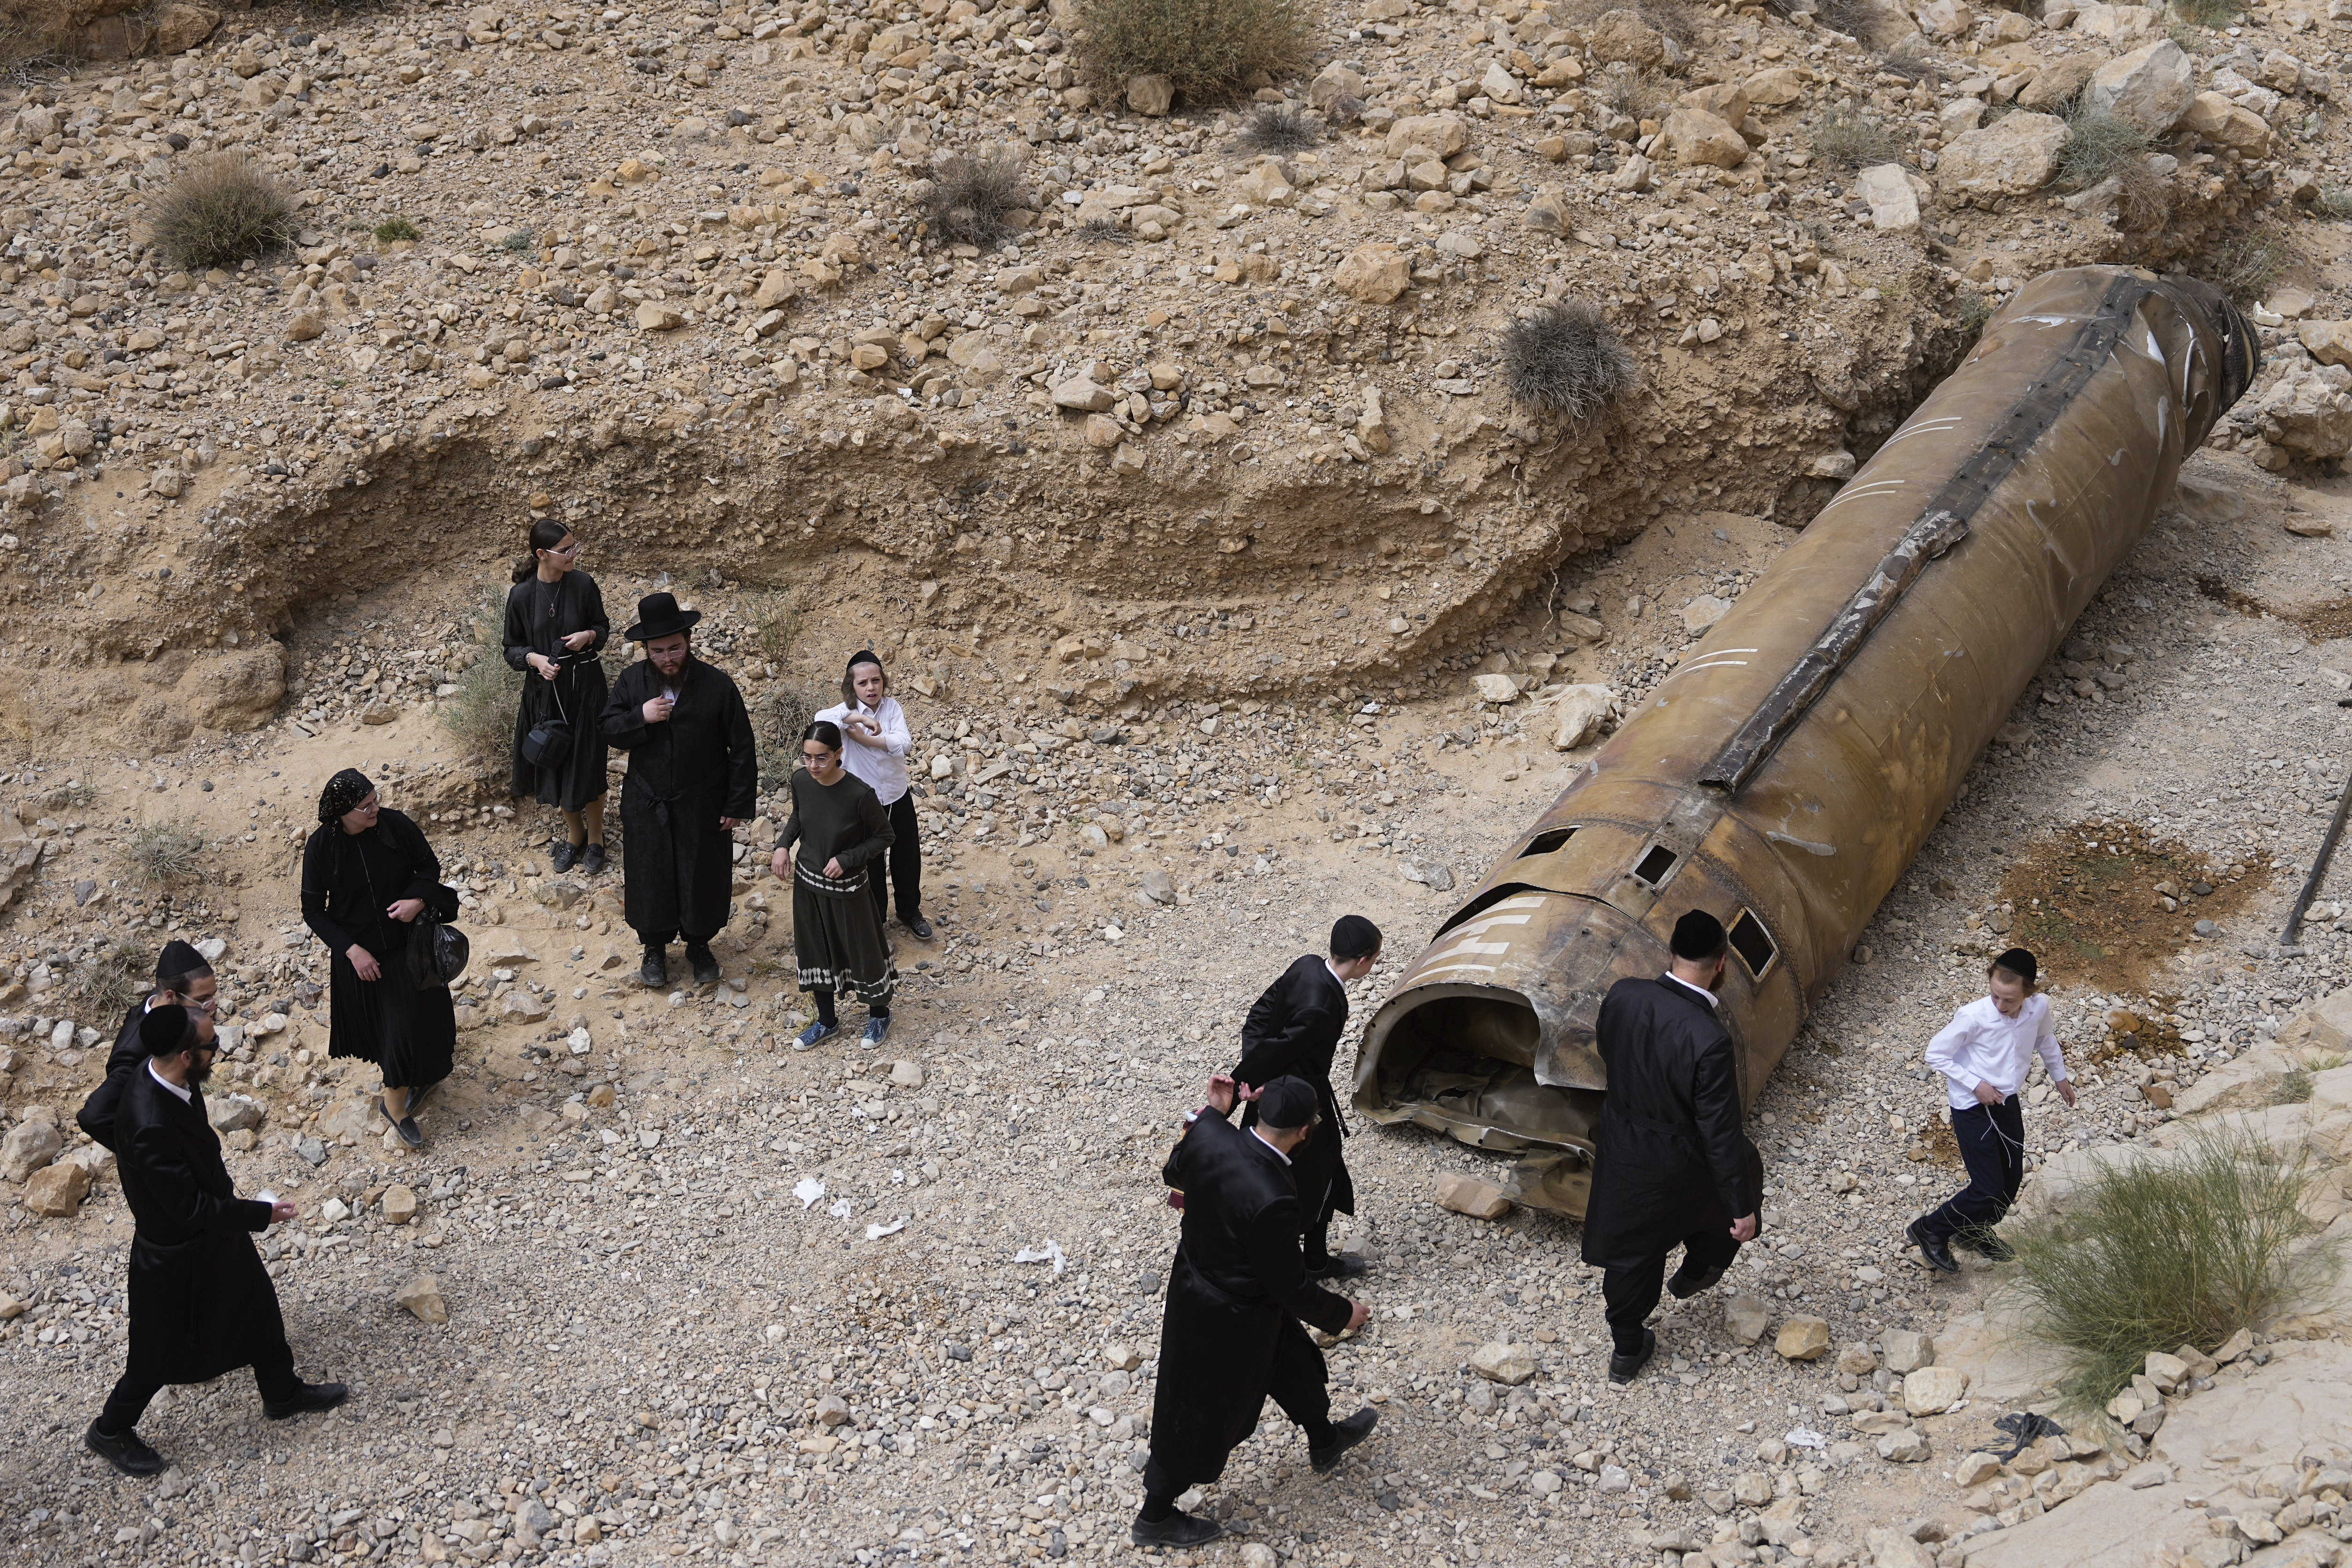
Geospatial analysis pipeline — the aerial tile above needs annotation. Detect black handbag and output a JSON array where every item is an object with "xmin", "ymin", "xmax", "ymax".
[
  {"xmin": 407, "ymin": 882, "xmax": 468, "ymax": 989},
  {"xmin": 522, "ymin": 678, "xmax": 572, "ymax": 769}
]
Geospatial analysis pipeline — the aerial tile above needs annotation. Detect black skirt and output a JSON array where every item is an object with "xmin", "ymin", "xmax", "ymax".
[
  {"xmin": 790, "ymin": 861, "xmax": 898, "ymax": 1007},
  {"xmin": 511, "ymin": 661, "xmax": 611, "ymax": 812},
  {"xmin": 325, "ymin": 920, "xmax": 457, "ymax": 1090}
]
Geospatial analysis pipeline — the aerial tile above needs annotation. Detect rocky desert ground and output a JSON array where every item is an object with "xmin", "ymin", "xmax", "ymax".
[{"xmin": 4, "ymin": 0, "xmax": 2352, "ymax": 1564}]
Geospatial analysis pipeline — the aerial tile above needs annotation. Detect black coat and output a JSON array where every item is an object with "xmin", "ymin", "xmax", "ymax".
[
  {"xmin": 601, "ymin": 654, "xmax": 758, "ymax": 942},
  {"xmin": 1149, "ymin": 1108, "xmax": 1353, "ymax": 1488},
  {"xmin": 1232, "ymin": 954, "xmax": 1355, "ymax": 1218},
  {"xmin": 1580, "ymin": 975, "xmax": 1763, "ymax": 1270},
  {"xmin": 102, "ymin": 1064, "xmax": 288, "ymax": 1385},
  {"xmin": 76, "ymin": 998, "xmax": 156, "ymax": 1152},
  {"xmin": 301, "ymin": 809, "xmax": 458, "ymax": 1090},
  {"xmin": 504, "ymin": 569, "xmax": 612, "ymax": 811}
]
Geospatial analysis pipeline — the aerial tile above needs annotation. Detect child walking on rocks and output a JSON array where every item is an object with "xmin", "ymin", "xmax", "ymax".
[{"xmin": 1907, "ymin": 946, "xmax": 2076, "ymax": 1274}]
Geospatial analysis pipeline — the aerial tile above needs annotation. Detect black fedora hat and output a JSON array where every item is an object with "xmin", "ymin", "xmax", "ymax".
[{"xmin": 625, "ymin": 592, "xmax": 702, "ymax": 643}]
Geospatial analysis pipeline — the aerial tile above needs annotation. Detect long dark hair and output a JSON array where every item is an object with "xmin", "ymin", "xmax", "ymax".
[{"xmin": 511, "ymin": 518, "xmax": 570, "ymax": 585}]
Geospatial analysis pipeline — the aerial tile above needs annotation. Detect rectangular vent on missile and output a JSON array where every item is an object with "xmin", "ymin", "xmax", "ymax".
[
  {"xmin": 1631, "ymin": 845, "xmax": 1679, "ymax": 886},
  {"xmin": 1519, "ymin": 827, "xmax": 1578, "ymax": 858},
  {"xmin": 1728, "ymin": 909, "xmax": 1777, "ymax": 980}
]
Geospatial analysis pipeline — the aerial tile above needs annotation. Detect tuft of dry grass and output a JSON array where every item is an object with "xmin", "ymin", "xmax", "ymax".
[
  {"xmin": 1072, "ymin": 0, "xmax": 1317, "ymax": 107},
  {"xmin": 1503, "ymin": 299, "xmax": 1638, "ymax": 425},
  {"xmin": 2205, "ymin": 220, "xmax": 2296, "ymax": 305},
  {"xmin": 64, "ymin": 944, "xmax": 144, "ymax": 1022},
  {"xmin": 748, "ymin": 593, "xmax": 803, "ymax": 665},
  {"xmin": 1237, "ymin": 101, "xmax": 1321, "ymax": 152},
  {"xmin": 1810, "ymin": 97, "xmax": 1909, "ymax": 169},
  {"xmin": 146, "ymin": 155, "xmax": 297, "ymax": 271},
  {"xmin": 919, "ymin": 146, "xmax": 1029, "ymax": 249},
  {"xmin": 123, "ymin": 817, "xmax": 206, "ymax": 887},
  {"xmin": 1593, "ymin": 63, "xmax": 1670, "ymax": 126}
]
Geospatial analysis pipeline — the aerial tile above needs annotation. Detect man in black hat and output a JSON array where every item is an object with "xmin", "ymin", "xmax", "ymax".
[
  {"xmin": 81, "ymin": 1005, "xmax": 346, "ymax": 1477},
  {"xmin": 79, "ymin": 938, "xmax": 218, "ymax": 1152},
  {"xmin": 1579, "ymin": 909, "xmax": 1761, "ymax": 1386},
  {"xmin": 601, "ymin": 593, "xmax": 758, "ymax": 988},
  {"xmin": 1907, "ymin": 946, "xmax": 2074, "ymax": 1273},
  {"xmin": 1230, "ymin": 914, "xmax": 1383, "ymax": 1280},
  {"xmin": 1136, "ymin": 1073, "xmax": 1378, "ymax": 1548}
]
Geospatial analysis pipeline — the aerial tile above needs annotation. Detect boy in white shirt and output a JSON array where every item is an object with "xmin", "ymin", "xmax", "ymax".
[
  {"xmin": 1906, "ymin": 946, "xmax": 2076, "ymax": 1275},
  {"xmin": 814, "ymin": 651, "xmax": 932, "ymax": 941}
]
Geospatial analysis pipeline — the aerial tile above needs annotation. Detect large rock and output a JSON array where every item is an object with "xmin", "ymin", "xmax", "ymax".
[
  {"xmin": 23, "ymin": 1160, "xmax": 90, "ymax": 1216},
  {"xmin": 1724, "ymin": 1293, "xmax": 1769, "ymax": 1344},
  {"xmin": 1916, "ymin": 0, "xmax": 1972, "ymax": 37},
  {"xmin": 396, "ymin": 1273, "xmax": 449, "ymax": 1324},
  {"xmin": 1856, "ymin": 163, "xmax": 1920, "ymax": 232},
  {"xmin": 152, "ymin": 2, "xmax": 221, "ymax": 53},
  {"xmin": 2249, "ymin": 360, "xmax": 2352, "ymax": 461},
  {"xmin": 1124, "ymin": 73, "xmax": 1172, "ymax": 117},
  {"xmin": 208, "ymin": 1094, "xmax": 264, "ymax": 1134},
  {"xmin": 2085, "ymin": 40, "xmax": 2195, "ymax": 135},
  {"xmin": 1901, "ymin": 1365, "xmax": 1969, "ymax": 1414},
  {"xmin": 0, "ymin": 1119, "xmax": 62, "ymax": 1182},
  {"xmin": 1938, "ymin": 112, "xmax": 2070, "ymax": 200},
  {"xmin": 1775, "ymin": 1315, "xmax": 1831, "ymax": 1360},
  {"xmin": 1470, "ymin": 1342, "xmax": 1537, "ymax": 1385},
  {"xmin": 1587, "ymin": 7, "xmax": 1666, "ymax": 67},
  {"xmin": 1661, "ymin": 105, "xmax": 1748, "ymax": 168},
  {"xmin": 1308, "ymin": 63, "xmax": 1365, "ymax": 112},
  {"xmin": 1334, "ymin": 244, "xmax": 1411, "ymax": 305},
  {"xmin": 1437, "ymin": 1173, "xmax": 1515, "ymax": 1219},
  {"xmin": 2184, "ymin": 91, "xmax": 2271, "ymax": 156},
  {"xmin": 1383, "ymin": 113, "xmax": 1471, "ymax": 161},
  {"xmin": 1545, "ymin": 684, "xmax": 1617, "ymax": 751},
  {"xmin": 2017, "ymin": 56, "xmax": 2101, "ymax": 111},
  {"xmin": 1881, "ymin": 1328, "xmax": 1935, "ymax": 1372}
]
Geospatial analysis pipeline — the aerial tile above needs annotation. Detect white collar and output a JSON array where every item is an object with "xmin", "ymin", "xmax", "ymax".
[
  {"xmin": 145, "ymin": 1058, "xmax": 192, "ymax": 1105},
  {"xmin": 1323, "ymin": 957, "xmax": 1347, "ymax": 988},
  {"xmin": 1663, "ymin": 972, "xmax": 1720, "ymax": 1010},
  {"xmin": 1249, "ymin": 1126, "xmax": 1292, "ymax": 1166}
]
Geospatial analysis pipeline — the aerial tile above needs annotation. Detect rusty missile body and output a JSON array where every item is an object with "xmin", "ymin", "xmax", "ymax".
[{"xmin": 1353, "ymin": 267, "xmax": 2260, "ymax": 1216}]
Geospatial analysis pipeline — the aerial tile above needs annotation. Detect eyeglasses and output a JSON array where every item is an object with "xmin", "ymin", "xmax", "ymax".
[
  {"xmin": 801, "ymin": 750, "xmax": 838, "ymax": 764},
  {"xmin": 544, "ymin": 540, "xmax": 581, "ymax": 556}
]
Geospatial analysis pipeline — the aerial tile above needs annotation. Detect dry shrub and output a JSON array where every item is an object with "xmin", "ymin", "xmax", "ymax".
[
  {"xmin": 1553, "ymin": 0, "xmax": 1700, "ymax": 48},
  {"xmin": 2004, "ymin": 1123, "xmax": 2337, "ymax": 1415},
  {"xmin": 1809, "ymin": 97, "xmax": 1909, "ymax": 169},
  {"xmin": 2204, "ymin": 220, "xmax": 2296, "ymax": 304},
  {"xmin": 2058, "ymin": 105, "xmax": 2168, "ymax": 231},
  {"xmin": 147, "ymin": 155, "xmax": 296, "ymax": 271},
  {"xmin": 920, "ymin": 146, "xmax": 1028, "ymax": 248},
  {"xmin": 0, "ymin": 1, "xmax": 82, "ymax": 76},
  {"xmin": 2170, "ymin": 0, "xmax": 2240, "ymax": 24},
  {"xmin": 1072, "ymin": 0, "xmax": 1316, "ymax": 106},
  {"xmin": 439, "ymin": 587, "xmax": 524, "ymax": 772},
  {"xmin": 1237, "ymin": 101, "xmax": 1320, "ymax": 152},
  {"xmin": 1593, "ymin": 64, "xmax": 1670, "ymax": 125},
  {"xmin": 1504, "ymin": 299, "xmax": 1638, "ymax": 425},
  {"xmin": 748, "ymin": 593, "xmax": 803, "ymax": 665},
  {"xmin": 124, "ymin": 817, "xmax": 206, "ymax": 886},
  {"xmin": 65, "ymin": 944, "xmax": 144, "ymax": 1021}
]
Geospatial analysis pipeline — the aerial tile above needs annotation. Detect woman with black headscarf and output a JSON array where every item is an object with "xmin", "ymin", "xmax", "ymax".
[
  {"xmin": 504, "ymin": 518, "xmax": 612, "ymax": 874},
  {"xmin": 301, "ymin": 769, "xmax": 457, "ymax": 1149}
]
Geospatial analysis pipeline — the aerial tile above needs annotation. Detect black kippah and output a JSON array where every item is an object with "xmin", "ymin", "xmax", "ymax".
[
  {"xmin": 1255, "ymin": 1075, "xmax": 1322, "ymax": 1131},
  {"xmin": 1993, "ymin": 947, "xmax": 2038, "ymax": 987},
  {"xmin": 155, "ymin": 938, "xmax": 208, "ymax": 982},
  {"xmin": 139, "ymin": 1004, "xmax": 199, "ymax": 1058},
  {"xmin": 1671, "ymin": 909, "xmax": 1727, "ymax": 960},
  {"xmin": 1330, "ymin": 914, "xmax": 1382, "ymax": 961}
]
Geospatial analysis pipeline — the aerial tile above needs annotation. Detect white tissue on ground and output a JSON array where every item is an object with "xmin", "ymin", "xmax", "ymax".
[
  {"xmin": 866, "ymin": 1218, "xmax": 907, "ymax": 1240},
  {"xmin": 794, "ymin": 1178, "xmax": 826, "ymax": 1209},
  {"xmin": 826, "ymin": 1198, "xmax": 853, "ymax": 1220},
  {"xmin": 1014, "ymin": 1240, "xmax": 1068, "ymax": 1275},
  {"xmin": 1785, "ymin": 1426, "xmax": 1827, "ymax": 1449}
]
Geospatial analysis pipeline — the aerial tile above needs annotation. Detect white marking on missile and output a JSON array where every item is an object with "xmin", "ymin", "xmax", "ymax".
[
  {"xmin": 1445, "ymin": 911, "xmax": 1539, "ymax": 939},
  {"xmin": 1766, "ymin": 830, "xmax": 1837, "ymax": 856},
  {"xmin": 2157, "ymin": 395, "xmax": 2168, "ymax": 445},
  {"xmin": 1435, "ymin": 941, "xmax": 1512, "ymax": 957},
  {"xmin": 1669, "ymin": 659, "xmax": 1752, "ymax": 679},
  {"xmin": 1658, "ymin": 650, "xmax": 1758, "ymax": 684},
  {"xmin": 1875, "ymin": 416, "xmax": 1964, "ymax": 450},
  {"xmin": 1814, "ymin": 479, "xmax": 1907, "ymax": 517}
]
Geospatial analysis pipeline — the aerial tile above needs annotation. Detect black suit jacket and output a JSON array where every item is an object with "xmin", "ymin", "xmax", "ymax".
[
  {"xmin": 77, "ymin": 996, "xmax": 159, "ymax": 1152},
  {"xmin": 1579, "ymin": 975, "xmax": 1762, "ymax": 1270}
]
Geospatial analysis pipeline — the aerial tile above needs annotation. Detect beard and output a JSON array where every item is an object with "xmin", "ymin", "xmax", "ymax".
[{"xmin": 185, "ymin": 1056, "xmax": 214, "ymax": 1090}]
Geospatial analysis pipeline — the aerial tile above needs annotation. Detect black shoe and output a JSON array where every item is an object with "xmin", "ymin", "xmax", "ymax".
[
  {"xmin": 1129, "ymin": 1510, "xmax": 1223, "ymax": 1547},
  {"xmin": 1957, "ymin": 1227, "xmax": 2016, "ymax": 1263},
  {"xmin": 551, "ymin": 840, "xmax": 580, "ymax": 873},
  {"xmin": 84, "ymin": 1421, "xmax": 165, "ymax": 1478},
  {"xmin": 639, "ymin": 947, "xmax": 668, "ymax": 989},
  {"xmin": 378, "ymin": 1100, "xmax": 423, "ymax": 1150},
  {"xmin": 1308, "ymin": 1253, "xmax": 1369, "ymax": 1281},
  {"xmin": 1608, "ymin": 1328, "xmax": 1656, "ymax": 1387},
  {"xmin": 1668, "ymin": 1261, "xmax": 1727, "ymax": 1299},
  {"xmin": 685, "ymin": 943, "xmax": 721, "ymax": 985},
  {"xmin": 907, "ymin": 914, "xmax": 934, "ymax": 941},
  {"xmin": 1309, "ymin": 1407, "xmax": 1378, "ymax": 1472},
  {"xmin": 262, "ymin": 1382, "xmax": 348, "ymax": 1421},
  {"xmin": 1909, "ymin": 1219, "xmax": 1961, "ymax": 1275},
  {"xmin": 580, "ymin": 843, "xmax": 606, "ymax": 876}
]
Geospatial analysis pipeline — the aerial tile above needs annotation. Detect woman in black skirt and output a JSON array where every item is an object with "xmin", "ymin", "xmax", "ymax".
[
  {"xmin": 301, "ymin": 769, "xmax": 458, "ymax": 1149},
  {"xmin": 504, "ymin": 518, "xmax": 611, "ymax": 874},
  {"xmin": 770, "ymin": 721, "xmax": 898, "ymax": 1048}
]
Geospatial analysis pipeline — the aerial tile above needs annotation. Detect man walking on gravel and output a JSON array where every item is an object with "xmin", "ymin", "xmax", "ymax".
[
  {"xmin": 1230, "ymin": 915, "xmax": 1383, "ymax": 1280},
  {"xmin": 81, "ymin": 1006, "xmax": 346, "ymax": 1477},
  {"xmin": 1137, "ymin": 1074, "xmax": 1377, "ymax": 1547},
  {"xmin": 1907, "ymin": 946, "xmax": 2074, "ymax": 1274},
  {"xmin": 1581, "ymin": 910, "xmax": 1761, "ymax": 1387}
]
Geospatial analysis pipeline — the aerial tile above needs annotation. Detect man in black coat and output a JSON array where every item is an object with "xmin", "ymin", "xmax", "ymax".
[
  {"xmin": 600, "ymin": 593, "xmax": 759, "ymax": 989},
  {"xmin": 81, "ymin": 1007, "xmax": 346, "ymax": 1477},
  {"xmin": 1231, "ymin": 914, "xmax": 1381, "ymax": 1280},
  {"xmin": 1137, "ymin": 1075, "xmax": 1378, "ymax": 1548},
  {"xmin": 80, "ymin": 938, "xmax": 217, "ymax": 1153},
  {"xmin": 1579, "ymin": 910, "xmax": 1762, "ymax": 1386}
]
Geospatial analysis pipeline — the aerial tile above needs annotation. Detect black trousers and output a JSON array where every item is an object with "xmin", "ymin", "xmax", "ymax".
[
  {"xmin": 1294, "ymin": 1145, "xmax": 1344, "ymax": 1268},
  {"xmin": 1601, "ymin": 1227, "xmax": 1744, "ymax": 1356},
  {"xmin": 866, "ymin": 792, "xmax": 923, "ymax": 925},
  {"xmin": 1141, "ymin": 1335, "xmax": 1334, "ymax": 1508},
  {"xmin": 639, "ymin": 928, "xmax": 717, "ymax": 948},
  {"xmin": 99, "ymin": 1343, "xmax": 301, "ymax": 1435},
  {"xmin": 1916, "ymin": 1096, "xmax": 2027, "ymax": 1244}
]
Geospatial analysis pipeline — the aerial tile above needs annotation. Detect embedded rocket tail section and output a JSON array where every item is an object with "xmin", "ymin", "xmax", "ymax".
[{"xmin": 1353, "ymin": 267, "xmax": 2261, "ymax": 1216}]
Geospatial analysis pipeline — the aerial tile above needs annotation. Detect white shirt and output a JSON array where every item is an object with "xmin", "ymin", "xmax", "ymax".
[
  {"xmin": 1663, "ymin": 972, "xmax": 1720, "ymax": 1010},
  {"xmin": 815, "ymin": 696, "xmax": 911, "ymax": 806},
  {"xmin": 1926, "ymin": 993, "xmax": 2069, "ymax": 1111},
  {"xmin": 146, "ymin": 1058, "xmax": 192, "ymax": 1105},
  {"xmin": 1250, "ymin": 1127, "xmax": 1292, "ymax": 1165}
]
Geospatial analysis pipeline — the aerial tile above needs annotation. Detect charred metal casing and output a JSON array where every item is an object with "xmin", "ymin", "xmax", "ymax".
[{"xmin": 1354, "ymin": 268, "xmax": 2259, "ymax": 1216}]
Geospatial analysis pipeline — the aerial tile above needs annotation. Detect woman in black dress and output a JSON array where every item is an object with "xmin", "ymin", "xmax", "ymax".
[
  {"xmin": 301, "ymin": 769, "xmax": 457, "ymax": 1150},
  {"xmin": 770, "ymin": 721, "xmax": 898, "ymax": 1048},
  {"xmin": 504, "ymin": 518, "xmax": 612, "ymax": 874}
]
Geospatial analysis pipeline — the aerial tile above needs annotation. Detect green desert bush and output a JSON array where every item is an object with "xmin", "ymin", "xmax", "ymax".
[
  {"xmin": 146, "ymin": 155, "xmax": 297, "ymax": 271},
  {"xmin": 2003, "ymin": 1124, "xmax": 2337, "ymax": 1414},
  {"xmin": 374, "ymin": 215, "xmax": 422, "ymax": 243},
  {"xmin": 439, "ymin": 588, "xmax": 524, "ymax": 772},
  {"xmin": 1072, "ymin": 0, "xmax": 1316, "ymax": 106}
]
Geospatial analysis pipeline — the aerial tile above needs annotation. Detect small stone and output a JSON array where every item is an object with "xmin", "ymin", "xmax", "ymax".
[
  {"xmin": 208, "ymin": 1095, "xmax": 265, "ymax": 1133},
  {"xmin": 1436, "ymin": 1173, "xmax": 1514, "ymax": 1220},
  {"xmin": 2213, "ymin": 1327, "xmax": 2254, "ymax": 1364},
  {"xmin": 287, "ymin": 310, "xmax": 324, "ymax": 342},
  {"xmin": 1682, "ymin": 595, "xmax": 1732, "ymax": 635},
  {"xmin": 1239, "ymin": 1545, "xmax": 1277, "ymax": 1568},
  {"xmin": 1953, "ymin": 1451, "xmax": 2001, "ymax": 1487},
  {"xmin": 1472, "ymin": 672, "xmax": 1520, "ymax": 704},
  {"xmin": 1881, "ymin": 1329, "xmax": 1934, "ymax": 1373},
  {"xmin": 381, "ymin": 1184, "xmax": 419, "ymax": 1225},
  {"xmin": 816, "ymin": 1394, "xmax": 851, "ymax": 1425},
  {"xmin": 634, "ymin": 300, "xmax": 686, "ymax": 331},
  {"xmin": 1723, "ymin": 1294, "xmax": 1769, "ymax": 1345},
  {"xmin": 1334, "ymin": 243, "xmax": 1412, "ymax": 305},
  {"xmin": 1876, "ymin": 1428, "xmax": 1932, "ymax": 1463},
  {"xmin": 22, "ymin": 1160, "xmax": 90, "ymax": 1216},
  {"xmin": 1835, "ymin": 1343, "xmax": 1879, "ymax": 1376},
  {"xmin": 1774, "ymin": 1315, "xmax": 1831, "ymax": 1361},
  {"xmin": 1855, "ymin": 163, "xmax": 1920, "ymax": 233},
  {"xmin": 1104, "ymin": 1342, "xmax": 1142, "ymax": 1371},
  {"xmin": 396, "ymin": 1273, "xmax": 448, "ymax": 1324},
  {"xmin": 1901, "ymin": 1365, "xmax": 1967, "ymax": 1415},
  {"xmin": 1469, "ymin": 1342, "xmax": 1536, "ymax": 1385},
  {"xmin": 888, "ymin": 1059, "xmax": 926, "ymax": 1089},
  {"xmin": 1732, "ymin": 1471, "xmax": 1773, "ymax": 1506},
  {"xmin": 320, "ymin": 1197, "xmax": 351, "ymax": 1223}
]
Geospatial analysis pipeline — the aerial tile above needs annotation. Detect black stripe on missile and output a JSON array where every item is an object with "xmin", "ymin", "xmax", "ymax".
[{"xmin": 1698, "ymin": 271, "xmax": 2142, "ymax": 795}]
